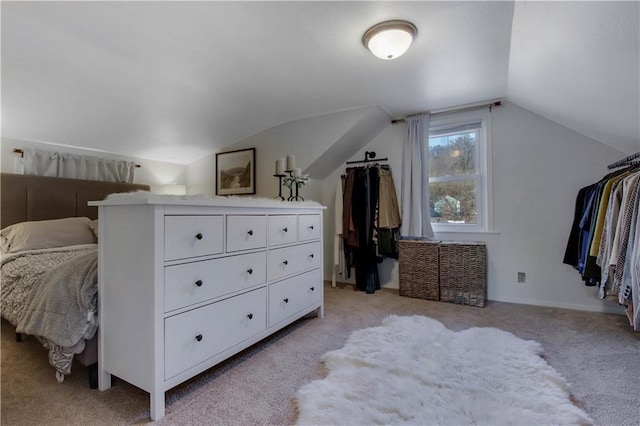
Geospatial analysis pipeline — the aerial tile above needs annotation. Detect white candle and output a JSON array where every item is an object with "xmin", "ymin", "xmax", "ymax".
[
  {"xmin": 275, "ymin": 158, "xmax": 285, "ymax": 175},
  {"xmin": 293, "ymin": 168, "xmax": 302, "ymax": 177},
  {"xmin": 286, "ymin": 155, "xmax": 295, "ymax": 171}
]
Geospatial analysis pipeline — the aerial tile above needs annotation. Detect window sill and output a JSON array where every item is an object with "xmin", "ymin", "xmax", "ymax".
[{"xmin": 432, "ymin": 229, "xmax": 500, "ymax": 235}]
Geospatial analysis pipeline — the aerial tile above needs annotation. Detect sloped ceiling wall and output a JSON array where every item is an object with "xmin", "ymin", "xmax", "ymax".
[
  {"xmin": 304, "ymin": 106, "xmax": 390, "ymax": 180},
  {"xmin": 1, "ymin": 1, "xmax": 638, "ymax": 164},
  {"xmin": 508, "ymin": 1, "xmax": 639, "ymax": 154}
]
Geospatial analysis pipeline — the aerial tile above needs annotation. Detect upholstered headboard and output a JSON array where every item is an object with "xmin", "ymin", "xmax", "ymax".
[{"xmin": 1, "ymin": 173, "xmax": 150, "ymax": 229}]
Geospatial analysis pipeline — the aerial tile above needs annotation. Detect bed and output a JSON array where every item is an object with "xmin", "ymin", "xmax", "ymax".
[{"xmin": 0, "ymin": 172, "xmax": 149, "ymax": 387}]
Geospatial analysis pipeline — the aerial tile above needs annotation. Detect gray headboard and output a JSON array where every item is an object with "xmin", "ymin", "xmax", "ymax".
[{"xmin": 1, "ymin": 173, "xmax": 150, "ymax": 229}]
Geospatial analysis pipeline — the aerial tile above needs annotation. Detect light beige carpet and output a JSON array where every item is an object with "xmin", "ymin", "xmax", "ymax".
[{"xmin": 2, "ymin": 282, "xmax": 639, "ymax": 425}]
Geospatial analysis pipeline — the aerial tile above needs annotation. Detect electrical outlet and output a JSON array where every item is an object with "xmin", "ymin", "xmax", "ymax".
[{"xmin": 517, "ymin": 272, "xmax": 526, "ymax": 283}]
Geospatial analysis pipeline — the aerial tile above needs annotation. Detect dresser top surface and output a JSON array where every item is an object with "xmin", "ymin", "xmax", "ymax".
[{"xmin": 89, "ymin": 192, "xmax": 325, "ymax": 210}]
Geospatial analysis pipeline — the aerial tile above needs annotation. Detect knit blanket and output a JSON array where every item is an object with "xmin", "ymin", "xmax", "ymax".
[
  {"xmin": 17, "ymin": 250, "xmax": 98, "ymax": 348},
  {"xmin": 1, "ymin": 246, "xmax": 98, "ymax": 381}
]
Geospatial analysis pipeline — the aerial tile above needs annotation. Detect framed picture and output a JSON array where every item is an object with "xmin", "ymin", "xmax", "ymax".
[{"xmin": 216, "ymin": 148, "xmax": 256, "ymax": 195}]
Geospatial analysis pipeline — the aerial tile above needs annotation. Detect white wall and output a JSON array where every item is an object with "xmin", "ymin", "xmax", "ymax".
[
  {"xmin": 321, "ymin": 102, "xmax": 627, "ymax": 313},
  {"xmin": 1, "ymin": 137, "xmax": 187, "ymax": 187},
  {"xmin": 186, "ymin": 153, "xmax": 216, "ymax": 197},
  {"xmin": 186, "ymin": 149, "xmax": 325, "ymax": 201},
  {"xmin": 482, "ymin": 102, "xmax": 623, "ymax": 312},
  {"xmin": 186, "ymin": 106, "xmax": 388, "ymax": 201}
]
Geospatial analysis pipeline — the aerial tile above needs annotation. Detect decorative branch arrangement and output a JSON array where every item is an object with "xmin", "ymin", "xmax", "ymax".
[{"xmin": 283, "ymin": 173, "xmax": 310, "ymax": 189}]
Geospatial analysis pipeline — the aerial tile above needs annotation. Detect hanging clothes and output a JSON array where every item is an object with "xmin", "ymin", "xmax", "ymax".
[
  {"xmin": 564, "ymin": 156, "xmax": 640, "ymax": 330},
  {"xmin": 609, "ymin": 173, "xmax": 640, "ymax": 296},
  {"xmin": 341, "ymin": 164, "xmax": 401, "ymax": 294},
  {"xmin": 351, "ymin": 167, "xmax": 380, "ymax": 294},
  {"xmin": 342, "ymin": 168, "xmax": 357, "ymax": 249},
  {"xmin": 332, "ymin": 176, "xmax": 348, "ymax": 286},
  {"xmin": 630, "ymin": 210, "xmax": 640, "ymax": 329},
  {"xmin": 597, "ymin": 176, "xmax": 627, "ymax": 293},
  {"xmin": 563, "ymin": 185, "xmax": 593, "ymax": 268},
  {"xmin": 378, "ymin": 168, "xmax": 401, "ymax": 259}
]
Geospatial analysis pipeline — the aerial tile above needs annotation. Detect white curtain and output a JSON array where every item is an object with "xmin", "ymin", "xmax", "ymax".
[
  {"xmin": 24, "ymin": 148, "xmax": 136, "ymax": 183},
  {"xmin": 401, "ymin": 114, "xmax": 434, "ymax": 238}
]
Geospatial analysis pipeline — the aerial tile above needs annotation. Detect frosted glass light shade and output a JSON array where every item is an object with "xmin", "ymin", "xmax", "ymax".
[{"xmin": 363, "ymin": 20, "xmax": 417, "ymax": 60}]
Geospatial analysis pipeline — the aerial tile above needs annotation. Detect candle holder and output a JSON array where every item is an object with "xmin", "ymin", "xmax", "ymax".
[
  {"xmin": 285, "ymin": 170, "xmax": 294, "ymax": 201},
  {"xmin": 292, "ymin": 182, "xmax": 304, "ymax": 201},
  {"xmin": 273, "ymin": 174, "xmax": 286, "ymax": 200},
  {"xmin": 282, "ymin": 170, "xmax": 309, "ymax": 202}
]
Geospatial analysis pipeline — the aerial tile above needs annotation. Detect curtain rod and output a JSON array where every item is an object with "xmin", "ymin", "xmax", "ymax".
[
  {"xmin": 391, "ymin": 99, "xmax": 503, "ymax": 124},
  {"xmin": 12, "ymin": 148, "xmax": 141, "ymax": 168}
]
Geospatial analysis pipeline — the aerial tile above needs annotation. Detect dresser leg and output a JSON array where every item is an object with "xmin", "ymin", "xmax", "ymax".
[
  {"xmin": 150, "ymin": 391, "xmax": 165, "ymax": 420},
  {"xmin": 88, "ymin": 363, "xmax": 98, "ymax": 389},
  {"xmin": 98, "ymin": 369, "xmax": 112, "ymax": 391}
]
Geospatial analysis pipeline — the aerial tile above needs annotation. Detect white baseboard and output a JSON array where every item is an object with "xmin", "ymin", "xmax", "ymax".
[{"xmin": 491, "ymin": 296, "xmax": 625, "ymax": 315}]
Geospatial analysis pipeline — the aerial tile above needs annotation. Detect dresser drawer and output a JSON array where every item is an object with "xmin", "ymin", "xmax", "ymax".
[
  {"xmin": 165, "ymin": 216, "xmax": 224, "ymax": 261},
  {"xmin": 226, "ymin": 215, "xmax": 267, "ymax": 252},
  {"xmin": 164, "ymin": 251, "xmax": 267, "ymax": 312},
  {"xmin": 164, "ymin": 288, "xmax": 267, "ymax": 380},
  {"xmin": 268, "ymin": 215, "xmax": 298, "ymax": 246},
  {"xmin": 267, "ymin": 241, "xmax": 322, "ymax": 282},
  {"xmin": 268, "ymin": 268, "xmax": 322, "ymax": 327},
  {"xmin": 298, "ymin": 214, "xmax": 321, "ymax": 241}
]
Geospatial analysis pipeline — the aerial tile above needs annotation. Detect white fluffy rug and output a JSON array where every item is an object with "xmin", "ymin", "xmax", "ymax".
[{"xmin": 296, "ymin": 315, "xmax": 593, "ymax": 425}]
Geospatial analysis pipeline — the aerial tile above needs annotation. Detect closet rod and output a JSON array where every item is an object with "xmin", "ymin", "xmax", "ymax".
[
  {"xmin": 12, "ymin": 148, "xmax": 141, "ymax": 167},
  {"xmin": 607, "ymin": 151, "xmax": 640, "ymax": 169},
  {"xmin": 391, "ymin": 99, "xmax": 503, "ymax": 124},
  {"xmin": 346, "ymin": 151, "xmax": 388, "ymax": 165}
]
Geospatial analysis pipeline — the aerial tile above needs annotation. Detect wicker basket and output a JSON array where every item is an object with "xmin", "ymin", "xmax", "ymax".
[
  {"xmin": 439, "ymin": 241, "xmax": 487, "ymax": 307},
  {"xmin": 398, "ymin": 239, "xmax": 440, "ymax": 300}
]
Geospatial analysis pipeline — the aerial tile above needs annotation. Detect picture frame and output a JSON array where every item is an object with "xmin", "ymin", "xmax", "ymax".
[{"xmin": 216, "ymin": 148, "xmax": 256, "ymax": 196}]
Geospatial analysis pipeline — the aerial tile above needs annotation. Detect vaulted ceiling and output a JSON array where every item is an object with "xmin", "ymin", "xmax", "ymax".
[{"xmin": 2, "ymin": 1, "xmax": 638, "ymax": 164}]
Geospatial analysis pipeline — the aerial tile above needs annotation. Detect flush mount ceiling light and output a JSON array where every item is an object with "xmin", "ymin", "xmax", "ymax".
[{"xmin": 362, "ymin": 20, "xmax": 417, "ymax": 60}]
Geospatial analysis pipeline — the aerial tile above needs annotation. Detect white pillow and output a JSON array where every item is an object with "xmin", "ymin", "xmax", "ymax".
[{"xmin": 0, "ymin": 217, "xmax": 96, "ymax": 254}]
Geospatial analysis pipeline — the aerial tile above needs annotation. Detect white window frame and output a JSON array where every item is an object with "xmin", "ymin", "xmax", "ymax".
[{"xmin": 428, "ymin": 108, "xmax": 493, "ymax": 233}]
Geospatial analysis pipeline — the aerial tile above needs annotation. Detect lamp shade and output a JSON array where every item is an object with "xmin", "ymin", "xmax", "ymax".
[
  {"xmin": 151, "ymin": 184, "xmax": 187, "ymax": 195},
  {"xmin": 362, "ymin": 20, "xmax": 417, "ymax": 60}
]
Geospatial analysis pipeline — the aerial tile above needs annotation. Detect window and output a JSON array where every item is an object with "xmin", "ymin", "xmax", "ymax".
[{"xmin": 428, "ymin": 109, "xmax": 492, "ymax": 232}]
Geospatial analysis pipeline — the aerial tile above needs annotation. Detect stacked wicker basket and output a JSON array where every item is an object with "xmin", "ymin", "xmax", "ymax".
[{"xmin": 398, "ymin": 239, "xmax": 487, "ymax": 307}]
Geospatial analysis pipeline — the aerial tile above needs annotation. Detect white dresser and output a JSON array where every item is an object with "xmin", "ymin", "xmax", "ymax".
[{"xmin": 90, "ymin": 196, "xmax": 325, "ymax": 420}]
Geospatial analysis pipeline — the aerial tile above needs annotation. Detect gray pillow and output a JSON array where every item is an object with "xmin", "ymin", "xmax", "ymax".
[
  {"xmin": 88, "ymin": 219, "xmax": 99, "ymax": 239},
  {"xmin": 1, "ymin": 217, "xmax": 96, "ymax": 253}
]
